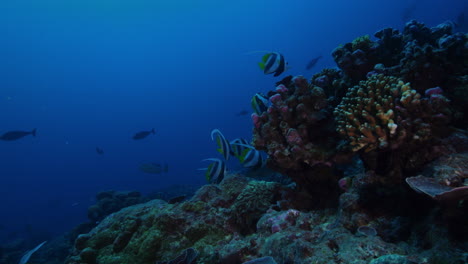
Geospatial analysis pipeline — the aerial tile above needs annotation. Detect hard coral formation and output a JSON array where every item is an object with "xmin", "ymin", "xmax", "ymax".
[
  {"xmin": 406, "ymin": 152, "xmax": 468, "ymax": 203},
  {"xmin": 332, "ymin": 20, "xmax": 468, "ymax": 127},
  {"xmin": 332, "ymin": 35, "xmax": 378, "ymax": 81},
  {"xmin": 334, "ymin": 74, "xmax": 450, "ymax": 152},
  {"xmin": 252, "ymin": 75, "xmax": 343, "ymax": 208},
  {"xmin": 253, "ymin": 75, "xmax": 333, "ymax": 170},
  {"xmin": 311, "ymin": 68, "xmax": 349, "ymax": 104}
]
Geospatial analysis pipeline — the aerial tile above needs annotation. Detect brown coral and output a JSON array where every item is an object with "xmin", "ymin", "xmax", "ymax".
[{"xmin": 334, "ymin": 74, "xmax": 450, "ymax": 153}]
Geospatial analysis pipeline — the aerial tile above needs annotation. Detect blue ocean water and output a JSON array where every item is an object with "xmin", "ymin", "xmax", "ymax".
[{"xmin": 0, "ymin": 0, "xmax": 466, "ymax": 245}]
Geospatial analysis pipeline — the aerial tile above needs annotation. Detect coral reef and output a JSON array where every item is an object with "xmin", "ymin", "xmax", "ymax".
[{"xmin": 52, "ymin": 20, "xmax": 468, "ymax": 264}]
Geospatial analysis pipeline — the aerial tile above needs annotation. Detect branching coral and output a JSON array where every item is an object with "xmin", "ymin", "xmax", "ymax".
[{"xmin": 334, "ymin": 74, "xmax": 450, "ymax": 153}]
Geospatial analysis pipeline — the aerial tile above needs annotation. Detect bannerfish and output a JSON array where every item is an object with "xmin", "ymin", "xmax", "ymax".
[
  {"xmin": 229, "ymin": 138, "xmax": 249, "ymax": 158},
  {"xmin": 258, "ymin": 52, "xmax": 288, "ymax": 77},
  {"xmin": 132, "ymin": 129, "xmax": 155, "ymax": 140},
  {"xmin": 240, "ymin": 149, "xmax": 265, "ymax": 169},
  {"xmin": 251, "ymin": 93, "xmax": 270, "ymax": 115},
  {"xmin": 96, "ymin": 147, "xmax": 104, "ymax": 155},
  {"xmin": 305, "ymin": 55, "xmax": 322, "ymax": 70},
  {"xmin": 0, "ymin": 129, "xmax": 36, "ymax": 141},
  {"xmin": 211, "ymin": 129, "xmax": 230, "ymax": 160},
  {"xmin": 139, "ymin": 162, "xmax": 168, "ymax": 174},
  {"xmin": 198, "ymin": 158, "xmax": 226, "ymax": 184},
  {"xmin": 231, "ymin": 142, "xmax": 265, "ymax": 169}
]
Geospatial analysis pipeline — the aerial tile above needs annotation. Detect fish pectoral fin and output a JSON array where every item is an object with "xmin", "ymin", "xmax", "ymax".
[{"xmin": 258, "ymin": 62, "xmax": 265, "ymax": 70}]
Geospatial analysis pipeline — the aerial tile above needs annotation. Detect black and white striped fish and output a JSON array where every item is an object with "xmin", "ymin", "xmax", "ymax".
[
  {"xmin": 229, "ymin": 138, "xmax": 249, "ymax": 158},
  {"xmin": 198, "ymin": 158, "xmax": 226, "ymax": 184},
  {"xmin": 251, "ymin": 93, "xmax": 270, "ymax": 115},
  {"xmin": 211, "ymin": 129, "xmax": 231, "ymax": 160},
  {"xmin": 231, "ymin": 142, "xmax": 265, "ymax": 170},
  {"xmin": 258, "ymin": 52, "xmax": 288, "ymax": 77},
  {"xmin": 240, "ymin": 149, "xmax": 264, "ymax": 169}
]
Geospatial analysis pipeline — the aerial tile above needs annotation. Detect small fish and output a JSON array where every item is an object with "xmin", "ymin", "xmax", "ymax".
[
  {"xmin": 305, "ymin": 55, "xmax": 322, "ymax": 70},
  {"xmin": 229, "ymin": 138, "xmax": 249, "ymax": 158},
  {"xmin": 198, "ymin": 158, "xmax": 226, "ymax": 184},
  {"xmin": 132, "ymin": 129, "xmax": 155, "ymax": 140},
  {"xmin": 96, "ymin": 147, "xmax": 104, "ymax": 155},
  {"xmin": 211, "ymin": 129, "xmax": 230, "ymax": 160},
  {"xmin": 0, "ymin": 129, "xmax": 36, "ymax": 141},
  {"xmin": 251, "ymin": 93, "xmax": 270, "ymax": 115},
  {"xmin": 236, "ymin": 109, "xmax": 249, "ymax": 116},
  {"xmin": 258, "ymin": 52, "xmax": 288, "ymax": 77}
]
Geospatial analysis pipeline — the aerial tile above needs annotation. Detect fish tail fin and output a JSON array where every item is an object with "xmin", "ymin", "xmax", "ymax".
[
  {"xmin": 151, "ymin": 128, "xmax": 155, "ymax": 134},
  {"xmin": 31, "ymin": 128, "xmax": 37, "ymax": 137}
]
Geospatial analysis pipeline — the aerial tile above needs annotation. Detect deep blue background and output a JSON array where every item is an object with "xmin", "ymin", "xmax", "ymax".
[{"xmin": 0, "ymin": 0, "xmax": 466, "ymax": 242}]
